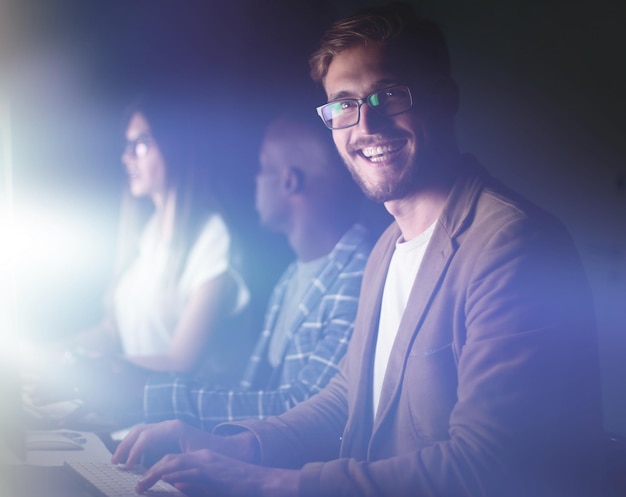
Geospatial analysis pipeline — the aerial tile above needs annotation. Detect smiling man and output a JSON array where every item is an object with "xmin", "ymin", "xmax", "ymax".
[{"xmin": 113, "ymin": 3, "xmax": 605, "ymax": 496}]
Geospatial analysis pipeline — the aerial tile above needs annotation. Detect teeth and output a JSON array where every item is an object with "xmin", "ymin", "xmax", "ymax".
[
  {"xmin": 369, "ymin": 155, "xmax": 386, "ymax": 163},
  {"xmin": 362, "ymin": 144, "xmax": 400, "ymax": 158}
]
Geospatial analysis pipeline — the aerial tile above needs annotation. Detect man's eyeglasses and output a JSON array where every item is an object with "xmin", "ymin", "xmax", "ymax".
[
  {"xmin": 316, "ymin": 85, "xmax": 413, "ymax": 130},
  {"xmin": 123, "ymin": 134, "xmax": 152, "ymax": 158}
]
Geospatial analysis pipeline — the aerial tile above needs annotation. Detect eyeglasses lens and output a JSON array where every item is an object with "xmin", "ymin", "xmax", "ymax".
[
  {"xmin": 124, "ymin": 138, "xmax": 149, "ymax": 158},
  {"xmin": 134, "ymin": 141, "xmax": 148, "ymax": 157},
  {"xmin": 322, "ymin": 101, "xmax": 354, "ymax": 130},
  {"xmin": 371, "ymin": 87, "xmax": 412, "ymax": 116},
  {"xmin": 320, "ymin": 86, "xmax": 412, "ymax": 129}
]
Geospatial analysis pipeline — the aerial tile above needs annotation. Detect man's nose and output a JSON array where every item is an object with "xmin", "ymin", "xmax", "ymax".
[{"xmin": 358, "ymin": 103, "xmax": 387, "ymax": 133}]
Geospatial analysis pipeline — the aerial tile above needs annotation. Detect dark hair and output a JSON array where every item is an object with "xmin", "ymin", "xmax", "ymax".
[
  {"xmin": 113, "ymin": 92, "xmax": 222, "ymax": 285},
  {"xmin": 309, "ymin": 2, "xmax": 451, "ymax": 85}
]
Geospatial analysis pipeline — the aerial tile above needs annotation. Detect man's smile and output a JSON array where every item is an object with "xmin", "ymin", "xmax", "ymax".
[{"xmin": 359, "ymin": 140, "xmax": 406, "ymax": 163}]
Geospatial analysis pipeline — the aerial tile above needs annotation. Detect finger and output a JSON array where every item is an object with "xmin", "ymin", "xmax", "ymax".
[
  {"xmin": 135, "ymin": 471, "xmax": 161, "ymax": 494},
  {"xmin": 126, "ymin": 428, "xmax": 162, "ymax": 468},
  {"xmin": 161, "ymin": 468, "xmax": 208, "ymax": 486},
  {"xmin": 111, "ymin": 425, "xmax": 145, "ymax": 465},
  {"xmin": 135, "ymin": 455, "xmax": 181, "ymax": 493},
  {"xmin": 141, "ymin": 468, "xmax": 210, "ymax": 495}
]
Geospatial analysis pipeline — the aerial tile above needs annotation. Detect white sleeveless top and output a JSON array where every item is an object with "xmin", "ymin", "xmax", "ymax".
[{"xmin": 113, "ymin": 213, "xmax": 249, "ymax": 356}]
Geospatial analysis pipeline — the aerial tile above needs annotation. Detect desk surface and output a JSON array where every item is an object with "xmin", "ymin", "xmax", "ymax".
[
  {"xmin": 2, "ymin": 429, "xmax": 111, "ymax": 466},
  {"xmin": 1, "ymin": 464, "xmax": 92, "ymax": 497},
  {"xmin": 1, "ymin": 429, "xmax": 114, "ymax": 496},
  {"xmin": 24, "ymin": 430, "xmax": 112, "ymax": 466}
]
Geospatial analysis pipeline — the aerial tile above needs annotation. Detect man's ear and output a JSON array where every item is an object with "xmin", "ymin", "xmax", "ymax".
[{"xmin": 284, "ymin": 166, "xmax": 305, "ymax": 194}]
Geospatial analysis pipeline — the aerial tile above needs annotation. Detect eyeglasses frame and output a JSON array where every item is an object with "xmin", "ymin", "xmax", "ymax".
[
  {"xmin": 316, "ymin": 85, "xmax": 413, "ymax": 130},
  {"xmin": 123, "ymin": 133, "xmax": 153, "ymax": 158}
]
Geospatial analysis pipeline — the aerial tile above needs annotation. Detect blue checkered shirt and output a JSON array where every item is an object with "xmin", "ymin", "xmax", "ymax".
[{"xmin": 143, "ymin": 224, "xmax": 373, "ymax": 431}]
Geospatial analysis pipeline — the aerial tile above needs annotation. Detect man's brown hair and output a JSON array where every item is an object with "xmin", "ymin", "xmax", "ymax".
[{"xmin": 309, "ymin": 2, "xmax": 451, "ymax": 86}]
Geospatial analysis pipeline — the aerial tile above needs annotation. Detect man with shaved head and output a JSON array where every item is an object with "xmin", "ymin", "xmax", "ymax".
[{"xmin": 129, "ymin": 110, "xmax": 373, "ymax": 432}]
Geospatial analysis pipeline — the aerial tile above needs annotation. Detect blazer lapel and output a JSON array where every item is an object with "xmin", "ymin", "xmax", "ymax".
[
  {"xmin": 370, "ymin": 161, "xmax": 485, "ymax": 436},
  {"xmin": 341, "ymin": 225, "xmax": 397, "ymax": 459},
  {"xmin": 372, "ymin": 227, "xmax": 456, "ymax": 432}
]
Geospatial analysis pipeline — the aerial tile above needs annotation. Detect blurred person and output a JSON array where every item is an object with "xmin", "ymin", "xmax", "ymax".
[
  {"xmin": 71, "ymin": 110, "xmax": 372, "ymax": 433},
  {"xmin": 113, "ymin": 3, "xmax": 605, "ymax": 497},
  {"xmin": 27, "ymin": 92, "xmax": 252, "ymax": 407},
  {"xmin": 137, "ymin": 111, "xmax": 373, "ymax": 432}
]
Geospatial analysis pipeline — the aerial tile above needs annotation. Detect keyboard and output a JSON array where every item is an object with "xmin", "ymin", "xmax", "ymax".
[{"xmin": 65, "ymin": 460, "xmax": 185, "ymax": 497}]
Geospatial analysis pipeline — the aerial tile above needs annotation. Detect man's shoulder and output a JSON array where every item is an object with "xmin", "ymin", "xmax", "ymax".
[
  {"xmin": 318, "ymin": 225, "xmax": 375, "ymax": 296},
  {"xmin": 448, "ymin": 157, "xmax": 567, "ymax": 237},
  {"xmin": 331, "ymin": 223, "xmax": 375, "ymax": 263},
  {"xmin": 474, "ymin": 176, "xmax": 566, "ymax": 237}
]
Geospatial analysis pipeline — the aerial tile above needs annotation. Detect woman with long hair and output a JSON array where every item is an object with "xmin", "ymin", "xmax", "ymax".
[{"xmin": 69, "ymin": 92, "xmax": 250, "ymax": 382}]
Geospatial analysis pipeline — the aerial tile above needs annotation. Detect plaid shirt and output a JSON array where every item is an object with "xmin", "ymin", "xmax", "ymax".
[{"xmin": 143, "ymin": 224, "xmax": 373, "ymax": 431}]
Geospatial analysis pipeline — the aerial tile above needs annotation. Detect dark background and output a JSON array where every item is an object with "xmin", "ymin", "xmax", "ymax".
[{"xmin": 1, "ymin": 0, "xmax": 625, "ymax": 434}]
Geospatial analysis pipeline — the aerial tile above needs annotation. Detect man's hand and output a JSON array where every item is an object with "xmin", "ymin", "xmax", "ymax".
[
  {"xmin": 112, "ymin": 420, "xmax": 260, "ymax": 468},
  {"xmin": 135, "ymin": 448, "xmax": 299, "ymax": 497},
  {"xmin": 112, "ymin": 420, "xmax": 209, "ymax": 467},
  {"xmin": 113, "ymin": 421, "xmax": 284, "ymax": 496}
]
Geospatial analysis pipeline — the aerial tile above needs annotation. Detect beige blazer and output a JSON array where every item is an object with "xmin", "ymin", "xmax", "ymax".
[{"xmin": 232, "ymin": 158, "xmax": 605, "ymax": 497}]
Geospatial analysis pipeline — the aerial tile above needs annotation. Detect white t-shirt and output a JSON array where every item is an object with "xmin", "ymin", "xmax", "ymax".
[
  {"xmin": 113, "ymin": 213, "xmax": 249, "ymax": 356},
  {"xmin": 372, "ymin": 222, "xmax": 436, "ymax": 417}
]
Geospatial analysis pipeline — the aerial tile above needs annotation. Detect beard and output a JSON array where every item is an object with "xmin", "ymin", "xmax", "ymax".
[
  {"xmin": 342, "ymin": 145, "xmax": 437, "ymax": 204},
  {"xmin": 346, "ymin": 164, "xmax": 416, "ymax": 203}
]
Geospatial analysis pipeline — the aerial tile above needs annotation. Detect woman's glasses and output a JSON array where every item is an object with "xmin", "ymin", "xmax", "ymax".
[{"xmin": 123, "ymin": 134, "xmax": 152, "ymax": 158}]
